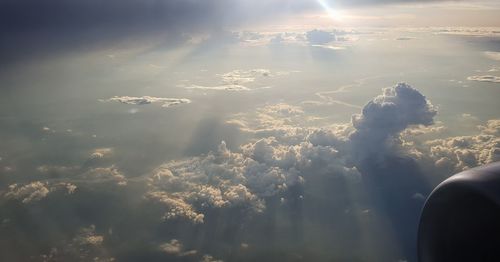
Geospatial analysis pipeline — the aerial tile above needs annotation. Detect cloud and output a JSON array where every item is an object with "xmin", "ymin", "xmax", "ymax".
[
  {"xmin": 0, "ymin": 0, "xmax": 477, "ymax": 65},
  {"xmin": 201, "ymin": 254, "xmax": 224, "ymax": 262},
  {"xmin": 484, "ymin": 51, "xmax": 500, "ymax": 61},
  {"xmin": 186, "ymin": 84, "xmax": 251, "ymax": 91},
  {"xmin": 159, "ymin": 239, "xmax": 198, "ymax": 257},
  {"xmin": 159, "ymin": 239, "xmax": 182, "ymax": 255},
  {"xmin": 186, "ymin": 69, "xmax": 289, "ymax": 92},
  {"xmin": 433, "ymin": 27, "xmax": 500, "ymax": 37},
  {"xmin": 350, "ymin": 82, "xmax": 437, "ymax": 161},
  {"xmin": 100, "ymin": 96, "xmax": 191, "ymax": 107},
  {"xmin": 467, "ymin": 75, "xmax": 500, "ymax": 83},
  {"xmin": 219, "ymin": 69, "xmax": 273, "ymax": 84},
  {"xmin": 399, "ymin": 119, "xmax": 500, "ymax": 174},
  {"xmin": 311, "ymin": 44, "xmax": 347, "ymax": 50},
  {"xmin": 144, "ymin": 140, "xmax": 297, "ymax": 223},
  {"xmin": 227, "ymin": 103, "xmax": 314, "ymax": 142},
  {"xmin": 4, "ymin": 181, "xmax": 76, "ymax": 203},
  {"xmin": 39, "ymin": 225, "xmax": 113, "ymax": 262},
  {"xmin": 2, "ymin": 80, "xmax": 499, "ymax": 262},
  {"xmin": 479, "ymin": 119, "xmax": 500, "ymax": 136},
  {"xmin": 89, "ymin": 148, "xmax": 114, "ymax": 160},
  {"xmin": 4, "ymin": 181, "xmax": 50, "ymax": 203},
  {"xmin": 304, "ymin": 29, "xmax": 358, "ymax": 50},
  {"xmin": 83, "ymin": 166, "xmax": 128, "ymax": 186},
  {"xmin": 306, "ymin": 29, "xmax": 337, "ymax": 45}
]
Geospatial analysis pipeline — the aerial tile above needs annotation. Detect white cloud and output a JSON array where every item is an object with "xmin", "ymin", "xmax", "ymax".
[
  {"xmin": 479, "ymin": 119, "xmax": 500, "ymax": 136},
  {"xmin": 201, "ymin": 254, "xmax": 224, "ymax": 262},
  {"xmin": 433, "ymin": 27, "xmax": 500, "ymax": 37},
  {"xmin": 219, "ymin": 69, "xmax": 272, "ymax": 84},
  {"xmin": 89, "ymin": 148, "xmax": 114, "ymax": 160},
  {"xmin": 467, "ymin": 75, "xmax": 500, "ymax": 83},
  {"xmin": 350, "ymin": 82, "xmax": 437, "ymax": 161},
  {"xmin": 100, "ymin": 96, "xmax": 191, "ymax": 107},
  {"xmin": 159, "ymin": 239, "xmax": 183, "ymax": 255},
  {"xmin": 74, "ymin": 225, "xmax": 104, "ymax": 246},
  {"xmin": 159, "ymin": 239, "xmax": 198, "ymax": 257},
  {"xmin": 5, "ymin": 181, "xmax": 50, "ymax": 203},
  {"xmin": 83, "ymin": 166, "xmax": 127, "ymax": 186},
  {"xmin": 311, "ymin": 44, "xmax": 346, "ymax": 50},
  {"xmin": 186, "ymin": 69, "xmax": 290, "ymax": 92},
  {"xmin": 4, "ymin": 181, "xmax": 77, "ymax": 203},
  {"xmin": 399, "ymin": 119, "xmax": 500, "ymax": 173},
  {"xmin": 186, "ymin": 84, "xmax": 251, "ymax": 91}
]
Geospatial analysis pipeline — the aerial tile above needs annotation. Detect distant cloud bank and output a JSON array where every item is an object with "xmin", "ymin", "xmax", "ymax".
[{"xmin": 100, "ymin": 96, "xmax": 191, "ymax": 107}]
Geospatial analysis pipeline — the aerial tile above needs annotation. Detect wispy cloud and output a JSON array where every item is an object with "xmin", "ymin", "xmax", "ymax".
[
  {"xmin": 100, "ymin": 96, "xmax": 191, "ymax": 107},
  {"xmin": 467, "ymin": 75, "xmax": 500, "ymax": 83}
]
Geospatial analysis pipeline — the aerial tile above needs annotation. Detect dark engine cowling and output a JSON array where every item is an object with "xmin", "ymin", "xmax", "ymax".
[{"xmin": 418, "ymin": 162, "xmax": 500, "ymax": 262}]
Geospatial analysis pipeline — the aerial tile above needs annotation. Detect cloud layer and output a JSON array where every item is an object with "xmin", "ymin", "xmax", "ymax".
[
  {"xmin": 1, "ymin": 81, "xmax": 499, "ymax": 262},
  {"xmin": 100, "ymin": 96, "xmax": 191, "ymax": 108},
  {"xmin": 467, "ymin": 75, "xmax": 500, "ymax": 83}
]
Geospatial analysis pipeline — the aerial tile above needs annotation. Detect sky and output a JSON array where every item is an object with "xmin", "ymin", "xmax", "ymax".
[{"xmin": 1, "ymin": 0, "xmax": 500, "ymax": 261}]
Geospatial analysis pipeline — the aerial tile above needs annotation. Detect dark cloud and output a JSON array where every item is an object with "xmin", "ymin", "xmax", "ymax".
[
  {"xmin": 0, "ymin": 0, "xmax": 456, "ymax": 65},
  {"xmin": 306, "ymin": 29, "xmax": 337, "ymax": 45},
  {"xmin": 0, "ymin": 0, "xmax": 234, "ymax": 64}
]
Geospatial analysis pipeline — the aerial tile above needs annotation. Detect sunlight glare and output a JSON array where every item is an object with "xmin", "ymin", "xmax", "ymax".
[{"xmin": 316, "ymin": 0, "xmax": 343, "ymax": 21}]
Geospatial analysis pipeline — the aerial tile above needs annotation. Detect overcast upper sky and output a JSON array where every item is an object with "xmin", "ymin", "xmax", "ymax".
[{"xmin": 1, "ymin": 0, "xmax": 500, "ymax": 64}]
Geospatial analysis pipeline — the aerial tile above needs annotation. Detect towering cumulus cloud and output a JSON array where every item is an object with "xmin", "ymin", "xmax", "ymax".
[{"xmin": 350, "ymin": 83, "xmax": 437, "ymax": 163}]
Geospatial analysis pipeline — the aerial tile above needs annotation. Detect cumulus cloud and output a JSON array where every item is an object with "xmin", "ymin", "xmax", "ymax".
[
  {"xmin": 100, "ymin": 96, "xmax": 191, "ymax": 108},
  {"xmin": 398, "ymin": 119, "xmax": 500, "ymax": 175},
  {"xmin": 350, "ymin": 82, "xmax": 437, "ymax": 161},
  {"xmin": 4, "ymin": 182, "xmax": 50, "ymax": 203},
  {"xmin": 467, "ymin": 75, "xmax": 500, "ymax": 83},
  {"xmin": 3, "ymin": 79, "xmax": 498, "ymax": 261},
  {"xmin": 4, "ymin": 181, "xmax": 77, "ymax": 203},
  {"xmin": 159, "ymin": 239, "xmax": 197, "ymax": 257},
  {"xmin": 143, "ymin": 123, "xmax": 367, "ymax": 223},
  {"xmin": 83, "ymin": 166, "xmax": 127, "ymax": 186},
  {"xmin": 89, "ymin": 148, "xmax": 114, "ymax": 160},
  {"xmin": 144, "ymin": 140, "xmax": 295, "ymax": 223},
  {"xmin": 201, "ymin": 254, "xmax": 224, "ymax": 262},
  {"xmin": 38, "ymin": 225, "xmax": 113, "ymax": 262},
  {"xmin": 227, "ymin": 103, "xmax": 314, "ymax": 143},
  {"xmin": 479, "ymin": 119, "xmax": 500, "ymax": 135},
  {"xmin": 228, "ymin": 83, "xmax": 438, "ymax": 174}
]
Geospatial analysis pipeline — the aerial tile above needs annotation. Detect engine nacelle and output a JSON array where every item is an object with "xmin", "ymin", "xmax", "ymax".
[{"xmin": 418, "ymin": 162, "xmax": 500, "ymax": 262}]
